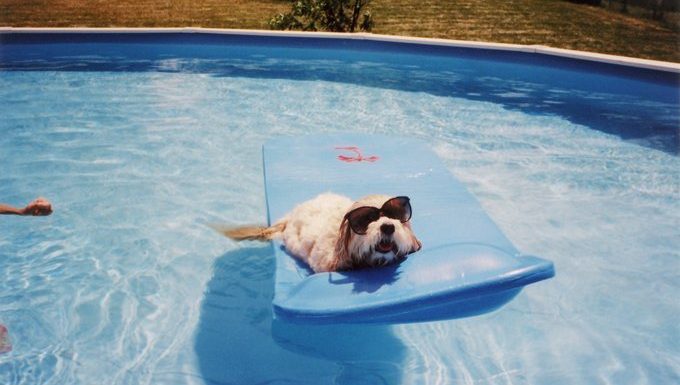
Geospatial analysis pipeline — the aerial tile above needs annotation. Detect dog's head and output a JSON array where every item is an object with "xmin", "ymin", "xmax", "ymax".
[{"xmin": 334, "ymin": 195, "xmax": 422, "ymax": 270}]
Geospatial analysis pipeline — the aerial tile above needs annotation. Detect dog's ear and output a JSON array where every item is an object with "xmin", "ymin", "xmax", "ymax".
[
  {"xmin": 407, "ymin": 223, "xmax": 422, "ymax": 254},
  {"xmin": 411, "ymin": 236, "xmax": 422, "ymax": 253},
  {"xmin": 333, "ymin": 218, "xmax": 353, "ymax": 271}
]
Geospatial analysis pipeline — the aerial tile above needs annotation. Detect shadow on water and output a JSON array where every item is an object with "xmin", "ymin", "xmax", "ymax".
[{"xmin": 194, "ymin": 246, "xmax": 406, "ymax": 385}]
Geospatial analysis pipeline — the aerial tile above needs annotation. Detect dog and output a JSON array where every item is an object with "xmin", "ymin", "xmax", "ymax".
[{"xmin": 216, "ymin": 193, "xmax": 422, "ymax": 273}]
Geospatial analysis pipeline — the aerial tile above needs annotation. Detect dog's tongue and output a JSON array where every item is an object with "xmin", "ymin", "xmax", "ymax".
[{"xmin": 377, "ymin": 240, "xmax": 393, "ymax": 253}]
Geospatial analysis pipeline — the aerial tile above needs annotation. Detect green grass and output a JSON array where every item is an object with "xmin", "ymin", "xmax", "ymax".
[
  {"xmin": 370, "ymin": 0, "xmax": 680, "ymax": 62},
  {"xmin": 1, "ymin": 0, "xmax": 678, "ymax": 62}
]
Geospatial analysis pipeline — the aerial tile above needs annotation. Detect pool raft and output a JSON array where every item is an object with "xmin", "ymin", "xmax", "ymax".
[{"xmin": 264, "ymin": 134, "xmax": 555, "ymax": 324}]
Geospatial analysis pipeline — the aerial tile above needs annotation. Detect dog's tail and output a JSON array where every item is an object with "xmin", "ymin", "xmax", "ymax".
[{"xmin": 212, "ymin": 222, "xmax": 286, "ymax": 242}]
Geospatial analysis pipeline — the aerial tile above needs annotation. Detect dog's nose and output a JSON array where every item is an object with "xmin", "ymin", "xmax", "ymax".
[{"xmin": 380, "ymin": 223, "xmax": 395, "ymax": 235}]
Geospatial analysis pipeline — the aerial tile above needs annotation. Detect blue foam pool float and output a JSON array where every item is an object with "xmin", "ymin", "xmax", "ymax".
[{"xmin": 263, "ymin": 134, "xmax": 554, "ymax": 324}]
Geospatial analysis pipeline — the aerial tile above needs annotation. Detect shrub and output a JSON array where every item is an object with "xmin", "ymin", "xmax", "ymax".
[{"xmin": 270, "ymin": 0, "xmax": 373, "ymax": 32}]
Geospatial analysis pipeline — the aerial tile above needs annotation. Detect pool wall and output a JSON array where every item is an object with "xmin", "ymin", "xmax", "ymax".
[
  {"xmin": 3, "ymin": 27, "xmax": 677, "ymax": 154},
  {"xmin": 1, "ymin": 27, "xmax": 679, "ymax": 74}
]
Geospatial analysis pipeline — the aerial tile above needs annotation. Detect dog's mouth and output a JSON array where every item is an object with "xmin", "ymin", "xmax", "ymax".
[{"xmin": 375, "ymin": 239, "xmax": 397, "ymax": 254}]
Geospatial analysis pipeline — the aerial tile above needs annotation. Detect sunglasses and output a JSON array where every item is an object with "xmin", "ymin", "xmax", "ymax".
[{"xmin": 344, "ymin": 196, "xmax": 412, "ymax": 235}]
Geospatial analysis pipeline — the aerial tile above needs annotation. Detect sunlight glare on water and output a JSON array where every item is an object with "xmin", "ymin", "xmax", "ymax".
[{"xmin": 1, "ymin": 57, "xmax": 679, "ymax": 384}]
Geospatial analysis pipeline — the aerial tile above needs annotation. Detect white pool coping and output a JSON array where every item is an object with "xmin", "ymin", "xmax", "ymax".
[{"xmin": 1, "ymin": 26, "xmax": 679, "ymax": 73}]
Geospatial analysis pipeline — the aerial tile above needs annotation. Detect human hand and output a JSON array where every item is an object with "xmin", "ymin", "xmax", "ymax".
[
  {"xmin": 23, "ymin": 197, "xmax": 53, "ymax": 216},
  {"xmin": 0, "ymin": 324, "xmax": 11, "ymax": 354}
]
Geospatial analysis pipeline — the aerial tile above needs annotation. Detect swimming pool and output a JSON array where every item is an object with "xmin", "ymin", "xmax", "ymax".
[{"xmin": 0, "ymin": 29, "xmax": 678, "ymax": 385}]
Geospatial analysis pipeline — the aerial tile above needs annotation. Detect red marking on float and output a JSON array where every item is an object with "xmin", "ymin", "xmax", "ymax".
[{"xmin": 335, "ymin": 146, "xmax": 379, "ymax": 163}]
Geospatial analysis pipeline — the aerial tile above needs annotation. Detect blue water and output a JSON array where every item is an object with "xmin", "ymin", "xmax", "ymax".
[{"xmin": 0, "ymin": 33, "xmax": 679, "ymax": 385}]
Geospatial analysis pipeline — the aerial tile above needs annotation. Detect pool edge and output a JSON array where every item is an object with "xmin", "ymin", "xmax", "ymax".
[{"xmin": 1, "ymin": 26, "xmax": 679, "ymax": 73}]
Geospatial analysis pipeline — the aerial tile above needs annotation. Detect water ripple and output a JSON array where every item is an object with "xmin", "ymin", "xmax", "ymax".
[{"xmin": 1, "ymin": 70, "xmax": 678, "ymax": 385}]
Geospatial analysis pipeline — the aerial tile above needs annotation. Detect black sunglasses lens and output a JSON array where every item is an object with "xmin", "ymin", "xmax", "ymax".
[
  {"xmin": 382, "ymin": 197, "xmax": 412, "ymax": 222},
  {"xmin": 348, "ymin": 207, "xmax": 380, "ymax": 234}
]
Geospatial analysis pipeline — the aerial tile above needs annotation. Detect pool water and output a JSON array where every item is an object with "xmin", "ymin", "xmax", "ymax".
[{"xmin": 1, "ymin": 33, "xmax": 679, "ymax": 385}]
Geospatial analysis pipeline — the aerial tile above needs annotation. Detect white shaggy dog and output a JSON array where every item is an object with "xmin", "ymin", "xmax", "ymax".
[{"xmin": 218, "ymin": 193, "xmax": 422, "ymax": 273}]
